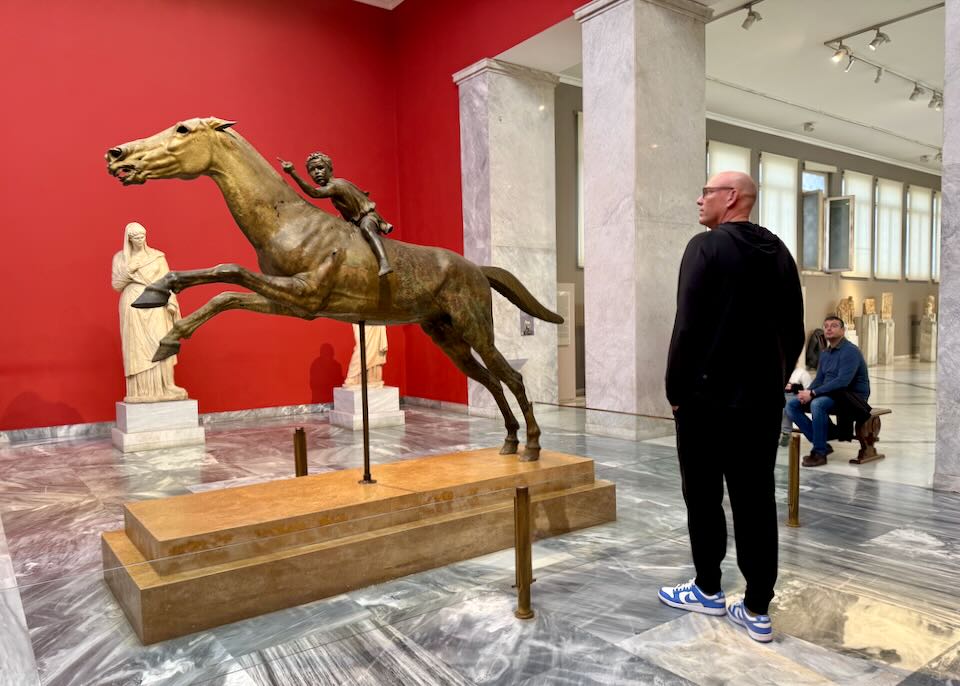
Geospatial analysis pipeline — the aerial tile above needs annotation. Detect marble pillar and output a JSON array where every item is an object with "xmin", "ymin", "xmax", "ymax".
[
  {"xmin": 455, "ymin": 59, "xmax": 560, "ymax": 418},
  {"xmin": 576, "ymin": 0, "xmax": 711, "ymax": 422},
  {"xmin": 936, "ymin": 0, "xmax": 960, "ymax": 492},
  {"xmin": 878, "ymin": 320, "xmax": 895, "ymax": 366},
  {"xmin": 857, "ymin": 313, "xmax": 879, "ymax": 366}
]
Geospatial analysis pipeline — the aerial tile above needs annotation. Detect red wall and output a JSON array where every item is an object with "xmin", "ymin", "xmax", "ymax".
[
  {"xmin": 0, "ymin": 0, "xmax": 402, "ymax": 430},
  {"xmin": 0, "ymin": 0, "xmax": 579, "ymax": 431}
]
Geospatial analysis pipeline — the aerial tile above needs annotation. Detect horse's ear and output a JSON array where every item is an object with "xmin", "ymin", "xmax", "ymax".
[{"xmin": 205, "ymin": 117, "xmax": 237, "ymax": 131}]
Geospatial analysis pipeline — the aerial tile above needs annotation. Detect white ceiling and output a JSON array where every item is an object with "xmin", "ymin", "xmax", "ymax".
[{"xmin": 497, "ymin": 0, "xmax": 945, "ymax": 174}]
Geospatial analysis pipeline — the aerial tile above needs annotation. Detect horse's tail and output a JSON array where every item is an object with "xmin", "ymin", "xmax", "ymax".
[{"xmin": 480, "ymin": 266, "xmax": 564, "ymax": 324}]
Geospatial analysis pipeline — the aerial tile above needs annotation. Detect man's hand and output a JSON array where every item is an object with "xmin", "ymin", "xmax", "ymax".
[
  {"xmin": 797, "ymin": 390, "xmax": 813, "ymax": 404},
  {"xmin": 277, "ymin": 157, "xmax": 294, "ymax": 174},
  {"xmin": 785, "ymin": 383, "xmax": 792, "ymax": 391}
]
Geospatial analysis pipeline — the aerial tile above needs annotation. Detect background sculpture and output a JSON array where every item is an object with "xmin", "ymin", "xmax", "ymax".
[
  {"xmin": 344, "ymin": 324, "xmax": 388, "ymax": 388},
  {"xmin": 836, "ymin": 296, "xmax": 856, "ymax": 331},
  {"xmin": 111, "ymin": 222, "xmax": 187, "ymax": 403}
]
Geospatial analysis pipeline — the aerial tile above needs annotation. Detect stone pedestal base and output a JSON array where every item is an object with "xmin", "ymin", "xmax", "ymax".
[
  {"xmin": 857, "ymin": 313, "xmax": 878, "ymax": 365},
  {"xmin": 846, "ymin": 330, "xmax": 859, "ymax": 349},
  {"xmin": 878, "ymin": 319, "xmax": 895, "ymax": 365},
  {"xmin": 101, "ymin": 448, "xmax": 617, "ymax": 644},
  {"xmin": 329, "ymin": 386, "xmax": 404, "ymax": 430},
  {"xmin": 920, "ymin": 318, "xmax": 937, "ymax": 362},
  {"xmin": 112, "ymin": 400, "xmax": 205, "ymax": 453}
]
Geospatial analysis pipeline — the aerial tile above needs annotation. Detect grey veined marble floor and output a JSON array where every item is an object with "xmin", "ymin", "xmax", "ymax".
[{"xmin": 1, "ymin": 359, "xmax": 957, "ymax": 685}]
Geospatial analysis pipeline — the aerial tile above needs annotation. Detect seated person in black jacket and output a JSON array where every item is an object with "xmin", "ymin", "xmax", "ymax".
[{"xmin": 785, "ymin": 316, "xmax": 871, "ymax": 466}]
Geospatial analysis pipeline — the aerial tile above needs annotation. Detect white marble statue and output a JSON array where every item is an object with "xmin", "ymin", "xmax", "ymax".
[
  {"xmin": 111, "ymin": 222, "xmax": 187, "ymax": 403},
  {"xmin": 343, "ymin": 324, "xmax": 388, "ymax": 388}
]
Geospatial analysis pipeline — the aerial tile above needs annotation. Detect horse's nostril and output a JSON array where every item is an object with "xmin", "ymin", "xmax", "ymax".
[{"xmin": 108, "ymin": 147, "xmax": 124, "ymax": 159}]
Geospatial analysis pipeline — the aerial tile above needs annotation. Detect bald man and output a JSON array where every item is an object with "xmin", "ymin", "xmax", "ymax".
[{"xmin": 659, "ymin": 171, "xmax": 804, "ymax": 643}]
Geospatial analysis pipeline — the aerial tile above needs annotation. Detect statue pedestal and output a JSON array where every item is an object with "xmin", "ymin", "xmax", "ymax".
[
  {"xmin": 111, "ymin": 400, "xmax": 205, "ymax": 453},
  {"xmin": 101, "ymin": 448, "xmax": 616, "ymax": 643},
  {"xmin": 919, "ymin": 317, "xmax": 938, "ymax": 362},
  {"xmin": 329, "ymin": 385, "xmax": 404, "ymax": 430},
  {"xmin": 878, "ymin": 319, "xmax": 895, "ymax": 365},
  {"xmin": 856, "ymin": 314, "xmax": 879, "ymax": 365}
]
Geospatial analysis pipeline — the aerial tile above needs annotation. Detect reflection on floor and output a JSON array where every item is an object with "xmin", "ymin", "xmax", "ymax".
[{"xmin": 0, "ymin": 359, "xmax": 956, "ymax": 685}]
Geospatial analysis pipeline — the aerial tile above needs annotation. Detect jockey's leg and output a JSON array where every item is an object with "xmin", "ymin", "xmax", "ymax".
[{"xmin": 359, "ymin": 215, "xmax": 392, "ymax": 277}]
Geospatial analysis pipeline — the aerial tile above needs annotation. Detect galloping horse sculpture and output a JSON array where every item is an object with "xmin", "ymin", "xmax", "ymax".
[{"xmin": 105, "ymin": 117, "xmax": 561, "ymax": 461}]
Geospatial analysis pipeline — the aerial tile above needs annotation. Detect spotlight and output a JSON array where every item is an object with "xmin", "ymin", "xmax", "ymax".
[
  {"xmin": 909, "ymin": 83, "xmax": 924, "ymax": 101},
  {"xmin": 831, "ymin": 43, "xmax": 849, "ymax": 63},
  {"xmin": 844, "ymin": 55, "xmax": 855, "ymax": 73},
  {"xmin": 935, "ymin": 151, "xmax": 943, "ymax": 162},
  {"xmin": 874, "ymin": 67, "xmax": 883, "ymax": 83},
  {"xmin": 868, "ymin": 30, "xmax": 891, "ymax": 50},
  {"xmin": 802, "ymin": 122, "xmax": 815, "ymax": 133},
  {"xmin": 921, "ymin": 154, "xmax": 932, "ymax": 163},
  {"xmin": 741, "ymin": 5, "xmax": 761, "ymax": 30},
  {"xmin": 929, "ymin": 92, "xmax": 943, "ymax": 111}
]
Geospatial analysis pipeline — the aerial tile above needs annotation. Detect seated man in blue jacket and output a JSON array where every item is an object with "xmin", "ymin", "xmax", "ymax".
[{"xmin": 785, "ymin": 315, "xmax": 871, "ymax": 467}]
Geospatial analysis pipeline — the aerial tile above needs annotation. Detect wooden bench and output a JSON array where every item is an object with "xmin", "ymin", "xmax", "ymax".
[{"xmin": 850, "ymin": 407, "xmax": 892, "ymax": 464}]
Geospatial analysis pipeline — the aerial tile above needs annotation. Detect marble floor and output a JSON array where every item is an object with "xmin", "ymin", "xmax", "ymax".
[{"xmin": 1, "ymin": 359, "xmax": 957, "ymax": 685}]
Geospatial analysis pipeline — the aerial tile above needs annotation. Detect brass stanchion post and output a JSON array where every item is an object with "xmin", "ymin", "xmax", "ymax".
[
  {"xmin": 787, "ymin": 432, "xmax": 800, "ymax": 527},
  {"xmin": 514, "ymin": 486, "xmax": 534, "ymax": 619},
  {"xmin": 357, "ymin": 321, "xmax": 376, "ymax": 485},
  {"xmin": 294, "ymin": 427, "xmax": 307, "ymax": 477}
]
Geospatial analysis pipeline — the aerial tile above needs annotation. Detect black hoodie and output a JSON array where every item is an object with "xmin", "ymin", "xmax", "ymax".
[{"xmin": 666, "ymin": 221, "xmax": 804, "ymax": 410}]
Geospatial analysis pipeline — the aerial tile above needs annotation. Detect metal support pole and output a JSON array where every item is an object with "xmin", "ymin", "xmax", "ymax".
[
  {"xmin": 294, "ymin": 427, "xmax": 308, "ymax": 477},
  {"xmin": 358, "ymin": 321, "xmax": 376, "ymax": 484},
  {"xmin": 513, "ymin": 486, "xmax": 534, "ymax": 619},
  {"xmin": 787, "ymin": 432, "xmax": 800, "ymax": 527}
]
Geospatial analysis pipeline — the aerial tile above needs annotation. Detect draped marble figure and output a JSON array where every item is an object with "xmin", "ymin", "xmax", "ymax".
[
  {"xmin": 111, "ymin": 223, "xmax": 188, "ymax": 402},
  {"xmin": 344, "ymin": 324, "xmax": 388, "ymax": 388}
]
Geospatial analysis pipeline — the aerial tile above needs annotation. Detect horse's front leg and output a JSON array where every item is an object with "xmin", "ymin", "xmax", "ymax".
[
  {"xmin": 133, "ymin": 251, "xmax": 343, "ymax": 313},
  {"xmin": 152, "ymin": 291, "xmax": 318, "ymax": 362}
]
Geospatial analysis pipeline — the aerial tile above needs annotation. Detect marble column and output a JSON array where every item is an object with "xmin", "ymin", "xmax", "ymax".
[
  {"xmin": 454, "ymin": 59, "xmax": 560, "ymax": 418},
  {"xmin": 576, "ymin": 0, "xmax": 711, "ymax": 422},
  {"xmin": 936, "ymin": 0, "xmax": 960, "ymax": 492}
]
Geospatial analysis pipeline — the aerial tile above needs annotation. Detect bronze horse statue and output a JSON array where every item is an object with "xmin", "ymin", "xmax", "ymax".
[{"xmin": 105, "ymin": 117, "xmax": 561, "ymax": 461}]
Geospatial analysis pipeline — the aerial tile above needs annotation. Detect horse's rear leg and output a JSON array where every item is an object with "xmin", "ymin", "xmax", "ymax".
[
  {"xmin": 421, "ymin": 321, "xmax": 521, "ymax": 455},
  {"xmin": 472, "ymin": 341, "xmax": 540, "ymax": 461}
]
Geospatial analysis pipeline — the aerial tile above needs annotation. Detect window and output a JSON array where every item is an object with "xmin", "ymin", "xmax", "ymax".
[
  {"xmin": 802, "ymin": 171, "xmax": 827, "ymax": 193},
  {"xmin": 759, "ymin": 152, "xmax": 798, "ymax": 256},
  {"xmin": 707, "ymin": 141, "xmax": 751, "ymax": 179},
  {"xmin": 874, "ymin": 178, "xmax": 903, "ymax": 280},
  {"xmin": 906, "ymin": 186, "xmax": 933, "ymax": 280},
  {"xmin": 842, "ymin": 171, "xmax": 874, "ymax": 276},
  {"xmin": 933, "ymin": 191, "xmax": 942, "ymax": 282}
]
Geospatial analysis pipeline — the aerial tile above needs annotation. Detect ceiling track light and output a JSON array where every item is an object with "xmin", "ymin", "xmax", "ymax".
[
  {"xmin": 929, "ymin": 92, "xmax": 944, "ymax": 110},
  {"xmin": 874, "ymin": 67, "xmax": 883, "ymax": 83},
  {"xmin": 741, "ymin": 5, "xmax": 762, "ymax": 30},
  {"xmin": 868, "ymin": 29, "xmax": 891, "ymax": 50},
  {"xmin": 935, "ymin": 151, "xmax": 943, "ymax": 162},
  {"xmin": 844, "ymin": 54, "xmax": 855, "ymax": 73},
  {"xmin": 831, "ymin": 43, "xmax": 849, "ymax": 63},
  {"xmin": 909, "ymin": 83, "xmax": 924, "ymax": 101}
]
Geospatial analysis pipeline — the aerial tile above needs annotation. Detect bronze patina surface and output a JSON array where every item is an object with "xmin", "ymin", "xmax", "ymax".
[{"xmin": 105, "ymin": 117, "xmax": 561, "ymax": 460}]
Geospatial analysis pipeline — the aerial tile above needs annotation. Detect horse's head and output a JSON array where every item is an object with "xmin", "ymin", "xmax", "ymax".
[{"xmin": 106, "ymin": 117, "xmax": 236, "ymax": 185}]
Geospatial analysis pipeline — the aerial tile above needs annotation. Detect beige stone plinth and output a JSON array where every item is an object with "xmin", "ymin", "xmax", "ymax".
[{"xmin": 102, "ymin": 448, "xmax": 616, "ymax": 644}]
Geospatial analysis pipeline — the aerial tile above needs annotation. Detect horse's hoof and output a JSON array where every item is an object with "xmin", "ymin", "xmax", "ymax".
[
  {"xmin": 152, "ymin": 340, "xmax": 181, "ymax": 362},
  {"xmin": 133, "ymin": 286, "xmax": 171, "ymax": 309},
  {"xmin": 519, "ymin": 447, "xmax": 540, "ymax": 462},
  {"xmin": 500, "ymin": 439, "xmax": 520, "ymax": 455}
]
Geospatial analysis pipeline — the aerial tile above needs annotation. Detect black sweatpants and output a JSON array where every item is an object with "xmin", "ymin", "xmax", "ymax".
[{"xmin": 674, "ymin": 403, "xmax": 781, "ymax": 615}]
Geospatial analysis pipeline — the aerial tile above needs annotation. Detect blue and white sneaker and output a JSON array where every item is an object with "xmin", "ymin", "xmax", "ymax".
[
  {"xmin": 727, "ymin": 600, "xmax": 773, "ymax": 643},
  {"xmin": 657, "ymin": 579, "xmax": 726, "ymax": 616}
]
